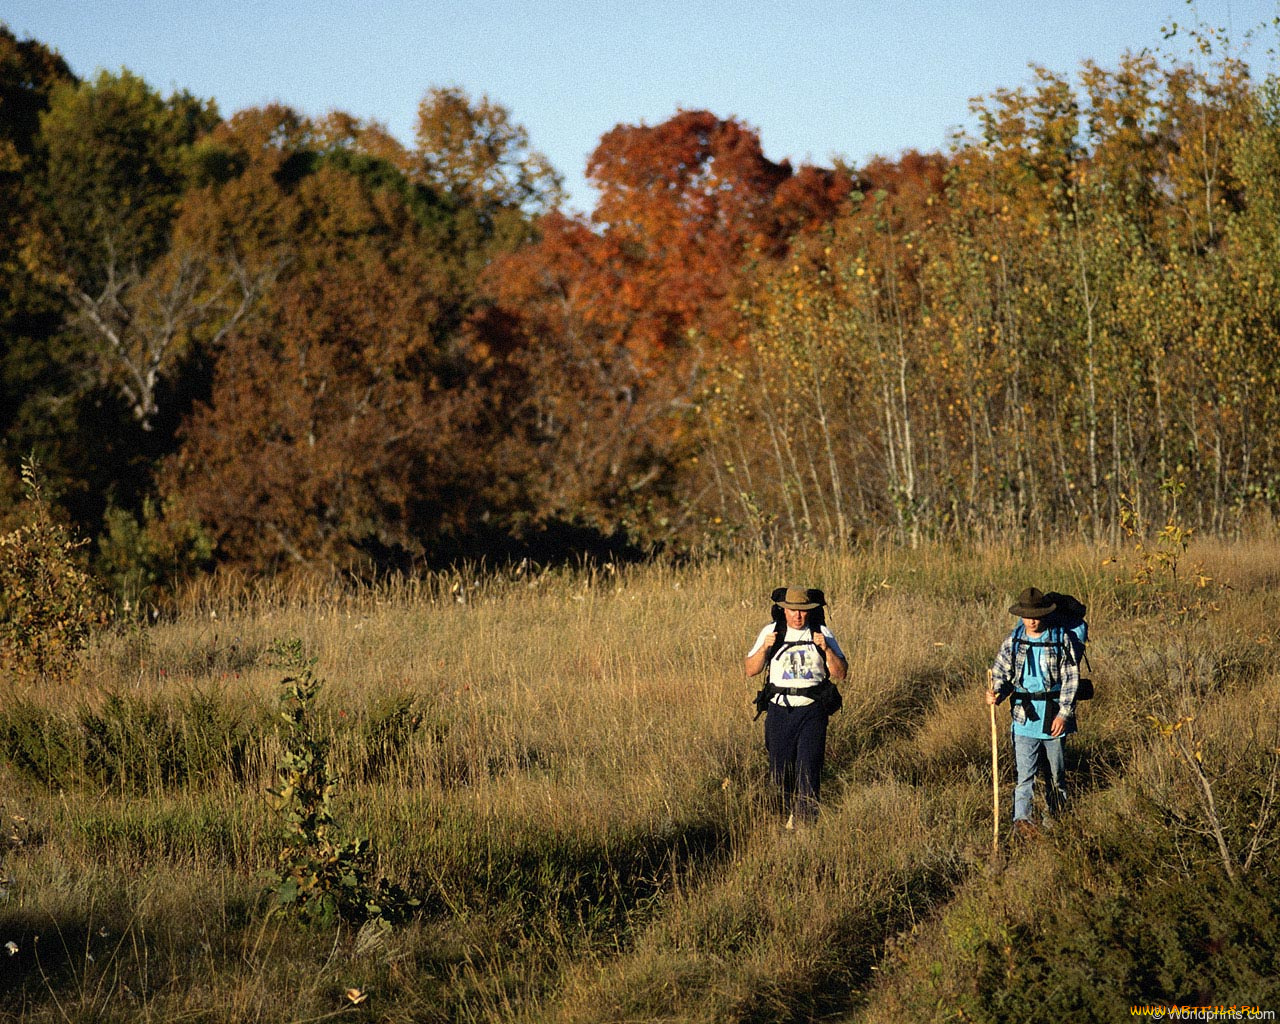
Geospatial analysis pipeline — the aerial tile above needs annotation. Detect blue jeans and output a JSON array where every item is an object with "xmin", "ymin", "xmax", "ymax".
[{"xmin": 1011, "ymin": 729, "xmax": 1067, "ymax": 822}]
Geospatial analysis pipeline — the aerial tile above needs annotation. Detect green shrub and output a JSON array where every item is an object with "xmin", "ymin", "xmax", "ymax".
[
  {"xmin": 0, "ymin": 460, "xmax": 109, "ymax": 681},
  {"xmin": 351, "ymin": 693, "xmax": 421, "ymax": 782},
  {"xmin": 960, "ymin": 856, "xmax": 1280, "ymax": 1016},
  {"xmin": 0, "ymin": 698, "xmax": 82, "ymax": 787},
  {"xmin": 95, "ymin": 496, "xmax": 214, "ymax": 614},
  {"xmin": 267, "ymin": 663, "xmax": 418, "ymax": 929},
  {"xmin": 0, "ymin": 690, "xmax": 257, "ymax": 792},
  {"xmin": 865, "ymin": 810, "xmax": 1280, "ymax": 1021},
  {"xmin": 81, "ymin": 691, "xmax": 256, "ymax": 792}
]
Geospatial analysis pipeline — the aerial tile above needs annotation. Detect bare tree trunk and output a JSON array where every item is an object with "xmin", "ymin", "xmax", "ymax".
[
  {"xmin": 71, "ymin": 247, "xmax": 280, "ymax": 430},
  {"xmin": 1071, "ymin": 204, "xmax": 1103, "ymax": 542},
  {"xmin": 805, "ymin": 355, "xmax": 849, "ymax": 547},
  {"xmin": 749, "ymin": 346, "xmax": 804, "ymax": 543}
]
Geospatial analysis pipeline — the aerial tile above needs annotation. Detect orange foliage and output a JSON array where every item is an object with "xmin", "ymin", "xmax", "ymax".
[{"xmin": 479, "ymin": 109, "xmax": 854, "ymax": 371}]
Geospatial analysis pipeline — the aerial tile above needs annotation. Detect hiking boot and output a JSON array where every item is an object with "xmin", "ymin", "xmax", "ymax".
[{"xmin": 1013, "ymin": 819, "xmax": 1039, "ymax": 839}]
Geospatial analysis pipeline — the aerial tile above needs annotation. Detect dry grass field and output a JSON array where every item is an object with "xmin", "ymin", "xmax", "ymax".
[{"xmin": 1, "ymin": 537, "xmax": 1278, "ymax": 1021}]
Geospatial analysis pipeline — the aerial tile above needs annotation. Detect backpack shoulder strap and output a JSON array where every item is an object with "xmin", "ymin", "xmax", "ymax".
[
  {"xmin": 763, "ymin": 605, "xmax": 786, "ymax": 659},
  {"xmin": 1015, "ymin": 625, "xmax": 1066, "ymax": 650}
]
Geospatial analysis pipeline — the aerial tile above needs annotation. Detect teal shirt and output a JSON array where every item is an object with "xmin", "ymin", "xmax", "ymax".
[
  {"xmin": 1008, "ymin": 627, "xmax": 1070, "ymax": 742},
  {"xmin": 1012, "ymin": 632, "xmax": 1053, "ymax": 738},
  {"xmin": 990, "ymin": 624, "xmax": 1078, "ymax": 740}
]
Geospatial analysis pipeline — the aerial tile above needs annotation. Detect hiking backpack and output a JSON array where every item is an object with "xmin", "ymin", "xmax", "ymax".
[
  {"xmin": 751, "ymin": 587, "xmax": 842, "ymax": 719},
  {"xmin": 1012, "ymin": 591, "xmax": 1094, "ymax": 702}
]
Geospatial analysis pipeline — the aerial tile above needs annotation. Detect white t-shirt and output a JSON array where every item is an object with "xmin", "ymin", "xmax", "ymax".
[{"xmin": 748, "ymin": 623, "xmax": 846, "ymax": 706}]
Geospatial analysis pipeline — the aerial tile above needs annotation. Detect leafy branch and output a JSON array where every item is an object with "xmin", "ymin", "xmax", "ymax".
[{"xmin": 266, "ymin": 654, "xmax": 417, "ymax": 929}]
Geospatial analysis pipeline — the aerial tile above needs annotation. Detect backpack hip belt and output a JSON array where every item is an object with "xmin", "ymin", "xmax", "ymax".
[
  {"xmin": 1011, "ymin": 688, "xmax": 1062, "ymax": 701},
  {"xmin": 774, "ymin": 684, "xmax": 824, "ymax": 697},
  {"xmin": 752, "ymin": 679, "xmax": 841, "ymax": 719}
]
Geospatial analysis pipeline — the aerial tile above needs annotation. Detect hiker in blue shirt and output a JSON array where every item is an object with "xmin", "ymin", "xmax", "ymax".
[{"xmin": 986, "ymin": 587, "xmax": 1081, "ymax": 836}]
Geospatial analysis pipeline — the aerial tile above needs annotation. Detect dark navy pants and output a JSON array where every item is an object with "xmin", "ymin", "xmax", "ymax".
[{"xmin": 764, "ymin": 701, "xmax": 828, "ymax": 823}]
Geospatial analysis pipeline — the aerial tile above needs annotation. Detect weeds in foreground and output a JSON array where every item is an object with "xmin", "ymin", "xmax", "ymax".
[
  {"xmin": 266, "ymin": 658, "xmax": 418, "ymax": 930},
  {"xmin": 1112, "ymin": 491, "xmax": 1280, "ymax": 884}
]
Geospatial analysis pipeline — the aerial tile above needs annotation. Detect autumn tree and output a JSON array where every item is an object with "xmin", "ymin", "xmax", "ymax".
[
  {"xmin": 161, "ymin": 95, "xmax": 561, "ymax": 573},
  {"xmin": 582, "ymin": 109, "xmax": 852, "ymax": 363},
  {"xmin": 470, "ymin": 110, "xmax": 853, "ymax": 549},
  {"xmin": 413, "ymin": 85, "xmax": 563, "ymax": 256},
  {"xmin": 1218, "ymin": 74, "xmax": 1280, "ymax": 514},
  {"xmin": 166, "ymin": 257, "xmax": 478, "ymax": 571},
  {"xmin": 10, "ymin": 28, "xmax": 1280, "ymax": 576},
  {"xmin": 712, "ymin": 150, "xmax": 948, "ymax": 547},
  {"xmin": 699, "ymin": 45, "xmax": 1269, "ymax": 548},
  {"xmin": 467, "ymin": 211, "xmax": 697, "ymax": 547},
  {"xmin": 0, "ymin": 26, "xmax": 75, "ymax": 456}
]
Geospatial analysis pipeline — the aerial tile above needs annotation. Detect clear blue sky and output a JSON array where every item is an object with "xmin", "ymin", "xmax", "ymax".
[{"xmin": 5, "ymin": 1, "xmax": 1278, "ymax": 213}]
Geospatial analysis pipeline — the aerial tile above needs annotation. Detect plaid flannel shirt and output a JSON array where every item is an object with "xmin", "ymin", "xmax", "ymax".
[{"xmin": 989, "ymin": 626, "xmax": 1080, "ymax": 725}]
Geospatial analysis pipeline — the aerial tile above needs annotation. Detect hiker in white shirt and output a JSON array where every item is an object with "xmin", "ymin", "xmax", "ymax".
[{"xmin": 746, "ymin": 586, "xmax": 847, "ymax": 827}]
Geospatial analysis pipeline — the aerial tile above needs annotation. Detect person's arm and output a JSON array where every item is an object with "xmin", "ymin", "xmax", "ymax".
[
  {"xmin": 985, "ymin": 637, "xmax": 1015, "ymax": 705},
  {"xmin": 745, "ymin": 630, "xmax": 776, "ymax": 677},
  {"xmin": 812, "ymin": 628, "xmax": 847, "ymax": 680}
]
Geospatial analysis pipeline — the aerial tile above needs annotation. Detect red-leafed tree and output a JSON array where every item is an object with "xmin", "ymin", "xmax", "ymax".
[
  {"xmin": 468, "ymin": 110, "xmax": 854, "ymax": 545},
  {"xmin": 581, "ymin": 109, "xmax": 853, "ymax": 361}
]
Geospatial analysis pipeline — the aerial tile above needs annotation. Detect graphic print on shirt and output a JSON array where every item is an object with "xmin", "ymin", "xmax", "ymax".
[{"xmin": 778, "ymin": 643, "xmax": 824, "ymax": 682}]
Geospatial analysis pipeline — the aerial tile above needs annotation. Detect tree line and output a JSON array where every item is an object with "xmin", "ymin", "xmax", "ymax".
[{"xmin": 2, "ymin": 24, "xmax": 1278, "ymax": 604}]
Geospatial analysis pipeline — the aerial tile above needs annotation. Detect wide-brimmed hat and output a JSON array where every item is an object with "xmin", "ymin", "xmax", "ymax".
[
  {"xmin": 1008, "ymin": 586, "xmax": 1056, "ymax": 618},
  {"xmin": 773, "ymin": 586, "xmax": 825, "ymax": 610}
]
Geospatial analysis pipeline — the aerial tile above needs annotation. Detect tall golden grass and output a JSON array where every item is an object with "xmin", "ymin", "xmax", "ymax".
[{"xmin": 0, "ymin": 537, "xmax": 1277, "ymax": 1021}]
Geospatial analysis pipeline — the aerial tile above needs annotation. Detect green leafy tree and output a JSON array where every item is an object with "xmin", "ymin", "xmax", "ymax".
[
  {"xmin": 0, "ymin": 27, "xmax": 75, "ymax": 446},
  {"xmin": 267, "ymin": 658, "xmax": 417, "ymax": 929},
  {"xmin": 94, "ymin": 495, "xmax": 213, "ymax": 613},
  {"xmin": 29, "ymin": 69, "xmax": 222, "ymax": 430}
]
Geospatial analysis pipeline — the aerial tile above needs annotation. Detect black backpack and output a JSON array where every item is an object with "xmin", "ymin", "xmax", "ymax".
[{"xmin": 751, "ymin": 588, "xmax": 842, "ymax": 719}]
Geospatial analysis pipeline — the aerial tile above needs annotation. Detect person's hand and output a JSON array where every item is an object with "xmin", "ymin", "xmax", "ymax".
[
  {"xmin": 985, "ymin": 689, "xmax": 999, "ymax": 706},
  {"xmin": 811, "ymin": 630, "xmax": 828, "ymax": 650},
  {"xmin": 1050, "ymin": 715, "xmax": 1067, "ymax": 737},
  {"xmin": 763, "ymin": 631, "xmax": 778, "ymax": 651}
]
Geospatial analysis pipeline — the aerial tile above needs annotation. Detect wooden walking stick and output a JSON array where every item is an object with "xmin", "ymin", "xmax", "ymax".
[{"xmin": 989, "ymin": 668, "xmax": 1000, "ymax": 852}]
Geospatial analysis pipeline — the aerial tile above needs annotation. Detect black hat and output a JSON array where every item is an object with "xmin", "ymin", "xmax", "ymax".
[{"xmin": 1008, "ymin": 587, "xmax": 1056, "ymax": 618}]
